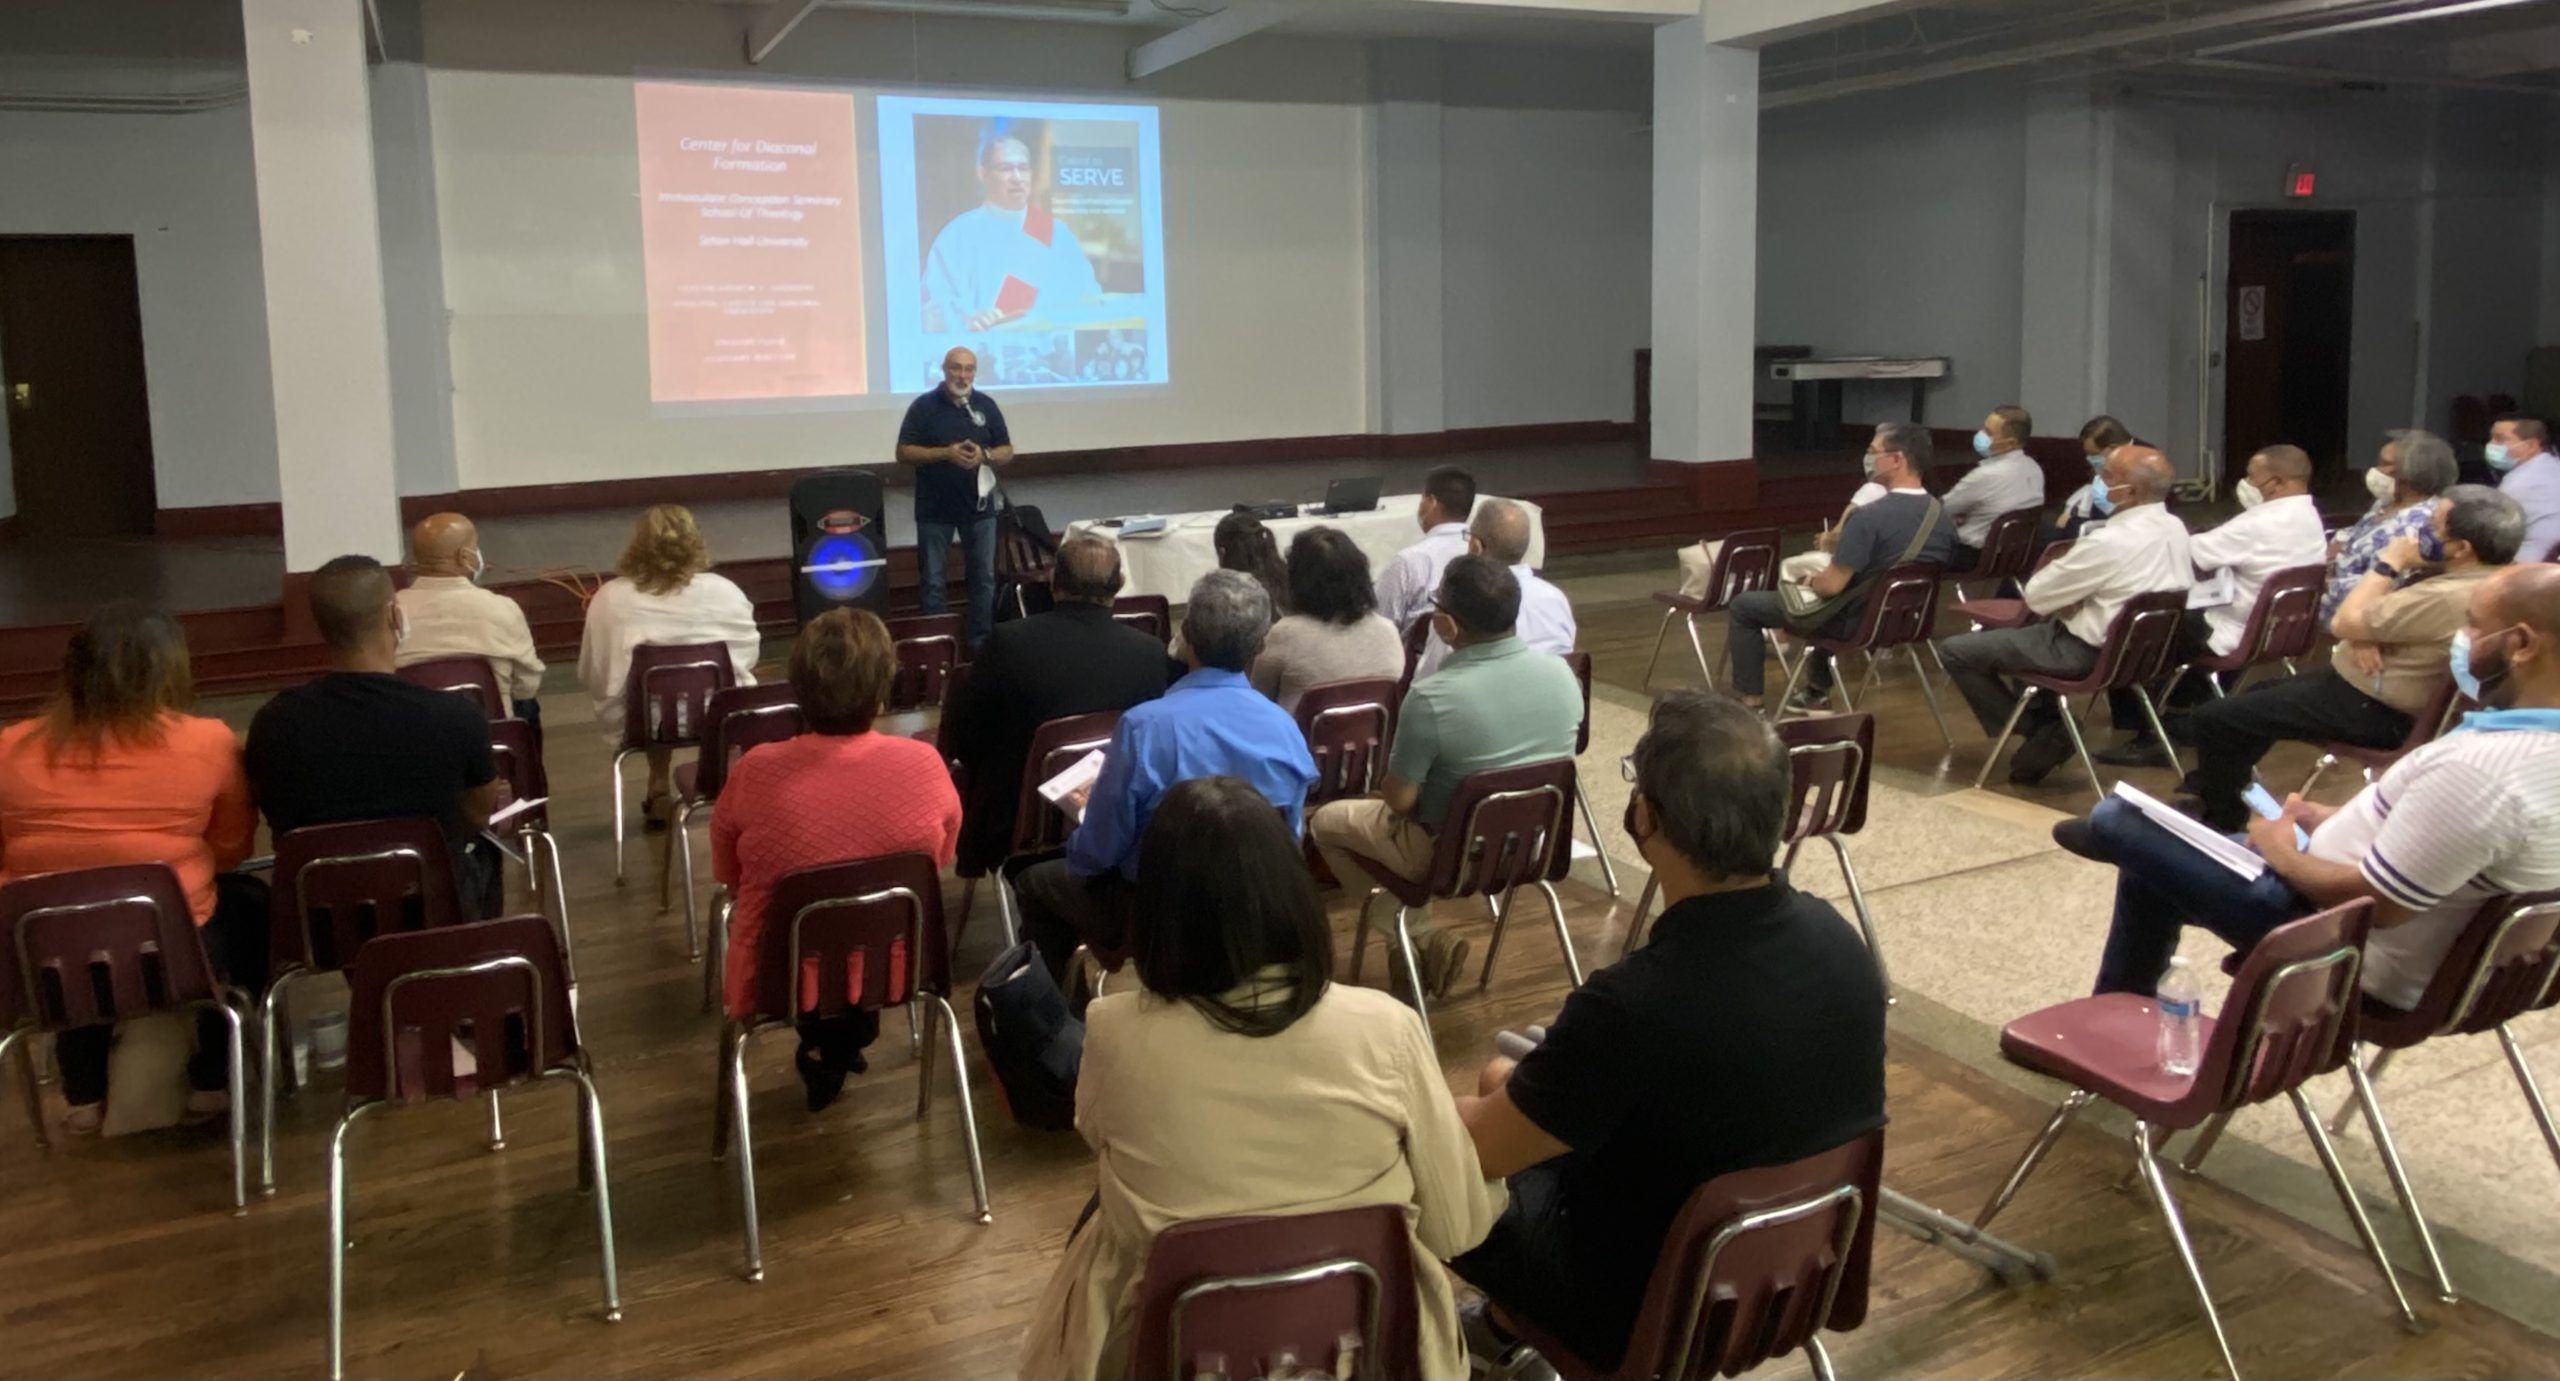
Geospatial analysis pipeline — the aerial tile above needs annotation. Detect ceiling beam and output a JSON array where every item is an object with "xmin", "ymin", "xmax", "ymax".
[
  {"xmin": 1694, "ymin": 0, "xmax": 1928, "ymax": 49},
  {"xmin": 2192, "ymin": 0, "xmax": 2551, "ymax": 58},
  {"xmin": 744, "ymin": 0, "xmax": 825, "ymax": 65},
  {"xmin": 2447, "ymin": 20, "xmax": 2560, "ymax": 78},
  {"xmin": 1127, "ymin": 1, "xmax": 1285, "ymax": 81}
]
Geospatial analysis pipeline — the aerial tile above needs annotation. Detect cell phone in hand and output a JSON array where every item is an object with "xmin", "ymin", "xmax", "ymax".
[{"xmin": 2241, "ymin": 783, "xmax": 2311, "ymax": 850}]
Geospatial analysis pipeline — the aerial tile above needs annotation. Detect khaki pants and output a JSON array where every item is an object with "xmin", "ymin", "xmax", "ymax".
[{"xmin": 1309, "ymin": 797, "xmax": 1437, "ymax": 901}]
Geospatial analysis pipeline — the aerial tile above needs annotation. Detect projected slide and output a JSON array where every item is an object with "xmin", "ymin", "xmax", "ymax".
[
  {"xmin": 878, "ymin": 96, "xmax": 1169, "ymax": 392},
  {"xmin": 633, "ymin": 80, "xmax": 866, "ymax": 403}
]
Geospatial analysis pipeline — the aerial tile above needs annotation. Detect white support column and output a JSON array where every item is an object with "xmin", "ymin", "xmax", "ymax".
[
  {"xmin": 1649, "ymin": 21, "xmax": 1758, "ymax": 465},
  {"xmin": 241, "ymin": 0, "xmax": 403, "ymax": 569},
  {"xmin": 2018, "ymin": 84, "xmax": 2102, "ymax": 429},
  {"xmin": 1368, "ymin": 42, "xmax": 1445, "ymax": 437}
]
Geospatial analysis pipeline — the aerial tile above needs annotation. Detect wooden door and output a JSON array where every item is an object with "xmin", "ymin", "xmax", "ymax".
[
  {"xmin": 0, "ymin": 237, "xmax": 159, "ymax": 536},
  {"xmin": 2222, "ymin": 211, "xmax": 2355, "ymax": 492}
]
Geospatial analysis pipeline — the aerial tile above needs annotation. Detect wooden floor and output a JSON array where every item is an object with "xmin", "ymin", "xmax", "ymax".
[{"xmin": 4, "ymin": 587, "xmax": 2556, "ymax": 1380}]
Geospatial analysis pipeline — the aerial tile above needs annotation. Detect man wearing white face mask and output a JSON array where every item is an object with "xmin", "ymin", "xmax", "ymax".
[
  {"xmin": 2489, "ymin": 415, "xmax": 2559, "ymax": 560},
  {"xmin": 1940, "ymin": 404, "xmax": 2043, "ymax": 569},
  {"xmin": 2325, "ymin": 430, "xmax": 2458, "ymax": 622},
  {"xmin": 395, "ymin": 512, "xmax": 547, "ymax": 724}
]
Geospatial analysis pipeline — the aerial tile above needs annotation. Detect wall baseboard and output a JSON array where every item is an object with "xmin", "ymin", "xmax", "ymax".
[{"xmin": 155, "ymin": 502, "xmax": 284, "ymax": 538}]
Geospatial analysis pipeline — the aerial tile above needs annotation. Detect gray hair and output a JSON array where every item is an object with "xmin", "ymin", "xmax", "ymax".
[
  {"xmin": 1872, "ymin": 421, "xmax": 1934, "ymax": 469},
  {"xmin": 1467, "ymin": 498, "xmax": 1533, "ymax": 566},
  {"xmin": 1631, "ymin": 690, "xmax": 1788, "ymax": 879},
  {"xmin": 2386, "ymin": 429, "xmax": 2458, "ymax": 497},
  {"xmin": 2441, "ymin": 484, "xmax": 2528, "ymax": 566},
  {"xmin": 1182, "ymin": 569, "xmax": 1272, "ymax": 671}
]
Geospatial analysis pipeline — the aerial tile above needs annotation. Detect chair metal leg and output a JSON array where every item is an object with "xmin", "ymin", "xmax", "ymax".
[
  {"xmin": 2328, "ymin": 1045, "xmax": 2398, "ymax": 1135},
  {"xmin": 1616, "ymin": 875, "xmax": 1659, "ymax": 963},
  {"xmin": 1909, "ymin": 648, "xmax": 1957, "ymax": 749},
  {"xmin": 914, "ymin": 1001, "xmax": 938, "ymax": 1117},
  {"xmin": 951, "ymin": 876, "xmax": 979, "ymax": 960},
  {"xmin": 610, "ymin": 747, "xmax": 634, "ymax": 885},
  {"xmin": 1826, "ymin": 835, "xmax": 1891, "ymax": 1003},
  {"xmin": 1641, "ymin": 608, "xmax": 1676, "ymax": 686},
  {"xmin": 1537, "ymin": 880, "xmax": 1584, "ymax": 988},
  {"xmin": 1571, "ymin": 767, "xmax": 1621, "ymax": 900},
  {"xmin": 1971, "ymin": 687, "xmax": 2039, "ymax": 790},
  {"xmin": 1925, "ymin": 638, "xmax": 1952, "ymax": 685},
  {"xmin": 1347, "ymin": 887, "xmax": 1381, "ymax": 985},
  {"xmin": 535, "ymin": 829, "xmax": 577, "ymax": 985},
  {"xmin": 216, "ymin": 1001, "xmax": 247, "ymax": 1212},
  {"xmin": 5, "ymin": 1030, "xmax": 49, "ymax": 1152},
  {"xmin": 1768, "ymin": 646, "xmax": 1814, "ymax": 724},
  {"xmin": 2051, "ymin": 698, "xmax": 2107, "ymax": 807},
  {"xmin": 2499, "ymin": 1024, "xmax": 2560, "ymax": 1181},
  {"xmin": 2131, "ymin": 1119, "xmax": 2242, "ymax": 1381},
  {"xmin": 1805, "ymin": 1334, "xmax": 1837, "ymax": 1381},
  {"xmin": 995, "ymin": 875, "xmax": 1021, "ymax": 949},
  {"xmin": 675, "ymin": 804, "xmax": 703, "ymax": 959},
  {"xmin": 2177, "ymin": 1110, "xmax": 2234, "ymax": 1175},
  {"xmin": 710, "ymin": 1021, "xmax": 737, "ymax": 1160},
  {"xmin": 2288, "ymin": 1087, "xmax": 2420, "ymax": 1326},
  {"xmin": 2133, "ymin": 686, "xmax": 2183, "ymax": 774},
  {"xmin": 2340, "ymin": 1059, "xmax": 2455, "ymax": 1305},
  {"xmin": 258, "ymin": 970, "xmax": 302, "ymax": 1197},
  {"xmin": 1477, "ymin": 888, "xmax": 1515, "ymax": 992},
  {"xmin": 702, "ymin": 889, "xmax": 731, "ymax": 1017},
  {"xmin": 726, "ymin": 1024, "xmax": 764, "ymax": 1282},
  {"xmin": 933, "ymin": 994, "xmax": 994, "ymax": 1224},
  {"xmin": 324, "ymin": 1102, "xmax": 380, "ymax": 1381},
  {"xmin": 1974, "ymin": 1089, "xmax": 2093, "ymax": 1231},
  {"xmin": 1392, "ymin": 908, "xmax": 1432, "ymax": 1030},
  {"xmin": 1685, "ymin": 613, "xmax": 1714, "ymax": 689},
  {"xmin": 2299, "ymin": 753, "xmax": 2336, "ymax": 797},
  {"xmin": 485, "ymin": 1090, "xmax": 505, "ymax": 1151},
  {"xmin": 906, "ymin": 997, "xmax": 924, "ymax": 1061}
]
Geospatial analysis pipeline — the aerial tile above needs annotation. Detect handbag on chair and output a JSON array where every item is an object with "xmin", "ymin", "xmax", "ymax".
[
  {"xmin": 1780, "ymin": 497, "xmax": 1941, "ymax": 631},
  {"xmin": 971, "ymin": 940, "xmax": 1083, "ymax": 1132}
]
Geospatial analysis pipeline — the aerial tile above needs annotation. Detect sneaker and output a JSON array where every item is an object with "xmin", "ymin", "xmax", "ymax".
[{"xmin": 1783, "ymin": 685, "xmax": 1833, "ymax": 715}]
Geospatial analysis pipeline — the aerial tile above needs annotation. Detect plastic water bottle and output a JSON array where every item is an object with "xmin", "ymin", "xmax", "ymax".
[{"xmin": 2157, "ymin": 956, "xmax": 2202, "ymax": 1077}]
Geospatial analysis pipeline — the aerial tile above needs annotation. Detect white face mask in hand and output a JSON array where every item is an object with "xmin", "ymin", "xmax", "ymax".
[{"xmin": 2364, "ymin": 466, "xmax": 2396, "ymax": 503}]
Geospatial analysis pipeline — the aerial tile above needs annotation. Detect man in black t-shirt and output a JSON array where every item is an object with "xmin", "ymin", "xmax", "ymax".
[
  {"xmin": 897, "ymin": 346, "xmax": 1015, "ymax": 648},
  {"xmin": 1724, "ymin": 421, "xmax": 1951, "ymax": 713},
  {"xmin": 247, "ymin": 555, "xmax": 507, "ymax": 919},
  {"xmin": 1452, "ymin": 691, "xmax": 1887, "ymax": 1372}
]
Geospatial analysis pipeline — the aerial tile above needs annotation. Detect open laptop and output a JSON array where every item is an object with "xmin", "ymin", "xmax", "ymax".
[{"xmin": 1311, "ymin": 476, "xmax": 1383, "ymax": 517}]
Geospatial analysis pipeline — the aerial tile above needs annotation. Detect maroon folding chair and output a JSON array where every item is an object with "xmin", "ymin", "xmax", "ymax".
[
  {"xmin": 1393, "ymin": 613, "xmax": 1433, "ymax": 707},
  {"xmin": 1562, "ymin": 651, "xmax": 1620, "ymax": 900},
  {"xmin": 1113, "ymin": 593, "xmax": 1173, "ymax": 646},
  {"xmin": 1944, "ymin": 538, "xmax": 2075, "ymax": 633},
  {"xmin": 610, "ymin": 641, "xmax": 739, "ymax": 884},
  {"xmin": 1949, "ymin": 505, "xmax": 2043, "ymax": 599},
  {"xmin": 259, "ymin": 817, "xmax": 465, "ymax": 1195},
  {"xmin": 1970, "ymin": 902, "xmax": 2415, "ymax": 1378},
  {"xmin": 329, "ymin": 915, "xmax": 619, "ymax": 1378},
  {"xmin": 2161, "ymin": 562, "xmax": 2327, "ymax": 704},
  {"xmin": 954, "ymin": 709, "xmax": 1123, "ymax": 954},
  {"xmin": 1970, "ymin": 587, "xmax": 2187, "ymax": 802},
  {"xmin": 1772, "ymin": 560, "xmax": 1954, "ymax": 748},
  {"xmin": 0, "ymin": 864, "xmax": 250, "ymax": 1210},
  {"xmin": 709, "ymin": 854, "xmax": 988, "ymax": 1281},
  {"xmin": 395, "ymin": 655, "xmax": 506, "ymax": 721},
  {"xmin": 670, "ymin": 684, "xmax": 806, "ymax": 959},
  {"xmin": 1507, "ymin": 1129, "xmax": 1884, "ymax": 1381},
  {"xmin": 886, "ymin": 612, "xmax": 965, "ymax": 715},
  {"xmin": 2300, "ymin": 675, "xmax": 2470, "ymax": 796},
  {"xmin": 1127, "ymin": 1204, "xmax": 1419, "ymax": 1381},
  {"xmin": 2317, "ymin": 891, "xmax": 2560, "ymax": 1304},
  {"xmin": 1297, "ymin": 678, "xmax": 1398, "ymax": 808},
  {"xmin": 1343, "ymin": 758, "xmax": 1580, "ymax": 1031},
  {"xmin": 1642, "ymin": 526, "xmax": 1780, "ymax": 689},
  {"xmin": 486, "ymin": 717, "xmax": 574, "ymax": 984}
]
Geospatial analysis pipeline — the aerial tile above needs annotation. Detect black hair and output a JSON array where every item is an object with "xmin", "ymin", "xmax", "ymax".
[
  {"xmin": 1214, "ymin": 512, "xmax": 1289, "ymax": 614},
  {"xmin": 1423, "ymin": 466, "xmax": 1477, "ymax": 522},
  {"xmin": 1434, "ymin": 553, "xmax": 1519, "ymax": 639},
  {"xmin": 1285, "ymin": 526, "xmax": 1378, "ymax": 627},
  {"xmin": 1128, "ymin": 776, "xmax": 1332, "ymax": 1037},
  {"xmin": 309, "ymin": 554, "xmax": 394, "ymax": 652}
]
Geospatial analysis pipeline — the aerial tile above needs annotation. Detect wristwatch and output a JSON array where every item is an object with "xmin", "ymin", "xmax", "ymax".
[{"xmin": 2371, "ymin": 560, "xmax": 2402, "ymax": 581}]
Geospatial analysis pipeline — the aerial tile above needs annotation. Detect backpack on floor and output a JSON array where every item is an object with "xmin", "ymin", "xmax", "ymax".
[{"xmin": 973, "ymin": 940, "xmax": 1083, "ymax": 1132}]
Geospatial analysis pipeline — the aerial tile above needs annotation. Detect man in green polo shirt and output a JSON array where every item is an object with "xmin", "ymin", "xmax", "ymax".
[{"xmin": 1311, "ymin": 554, "xmax": 1585, "ymax": 1000}]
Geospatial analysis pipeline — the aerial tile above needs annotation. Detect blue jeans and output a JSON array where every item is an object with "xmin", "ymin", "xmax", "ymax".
[
  {"xmin": 915, "ymin": 512, "xmax": 999, "ymax": 647},
  {"xmin": 2083, "ymin": 797, "xmax": 2312, "ymax": 995}
]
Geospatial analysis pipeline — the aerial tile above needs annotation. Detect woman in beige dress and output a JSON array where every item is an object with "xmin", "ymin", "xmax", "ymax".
[{"xmin": 1017, "ymin": 775, "xmax": 1505, "ymax": 1380}]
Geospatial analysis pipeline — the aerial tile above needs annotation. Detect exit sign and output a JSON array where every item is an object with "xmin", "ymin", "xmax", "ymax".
[{"xmin": 2285, "ymin": 163, "xmax": 2317, "ymax": 199}]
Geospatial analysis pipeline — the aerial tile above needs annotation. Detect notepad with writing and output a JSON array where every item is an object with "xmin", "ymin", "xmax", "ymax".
[
  {"xmin": 2109, "ymin": 780, "xmax": 2265, "ymax": 880},
  {"xmin": 1037, "ymin": 748, "xmax": 1107, "ymax": 824}
]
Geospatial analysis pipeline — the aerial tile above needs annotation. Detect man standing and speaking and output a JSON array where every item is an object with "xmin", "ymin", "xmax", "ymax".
[{"xmin": 898, "ymin": 346, "xmax": 1013, "ymax": 649}]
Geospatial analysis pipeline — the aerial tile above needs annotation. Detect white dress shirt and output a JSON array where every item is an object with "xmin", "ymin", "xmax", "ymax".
[
  {"xmin": 2023, "ymin": 503, "xmax": 2193, "ymax": 647},
  {"xmin": 395, "ymin": 577, "xmax": 546, "ymax": 702},
  {"xmin": 1942, "ymin": 450, "xmax": 2048, "ymax": 547},
  {"xmin": 1373, "ymin": 522, "xmax": 1470, "ymax": 632},
  {"xmin": 1414, "ymin": 565, "xmax": 1576, "ymax": 679},
  {"xmin": 2186, "ymin": 493, "xmax": 2328, "ymax": 655},
  {"xmin": 576, "ymin": 573, "xmax": 762, "ymax": 744}
]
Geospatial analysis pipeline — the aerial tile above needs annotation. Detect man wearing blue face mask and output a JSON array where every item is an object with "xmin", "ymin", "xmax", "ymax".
[
  {"xmin": 394, "ymin": 511, "xmax": 547, "ymax": 725},
  {"xmin": 1941, "ymin": 405, "xmax": 2043, "ymax": 570},
  {"xmin": 2489, "ymin": 415, "xmax": 2559, "ymax": 561},
  {"xmin": 2180, "ymin": 485, "xmax": 2526, "ymax": 831},
  {"xmin": 2048, "ymin": 562, "xmax": 2560, "ymax": 1015}
]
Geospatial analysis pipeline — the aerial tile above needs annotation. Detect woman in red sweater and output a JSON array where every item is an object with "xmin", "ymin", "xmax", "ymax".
[{"xmin": 712, "ymin": 608, "xmax": 961, "ymax": 1109}]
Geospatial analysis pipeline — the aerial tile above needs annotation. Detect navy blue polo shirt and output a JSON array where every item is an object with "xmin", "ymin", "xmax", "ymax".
[{"xmin": 898, "ymin": 386, "xmax": 1012, "ymax": 525}]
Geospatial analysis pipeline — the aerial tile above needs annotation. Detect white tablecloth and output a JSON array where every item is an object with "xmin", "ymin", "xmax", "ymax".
[{"xmin": 1066, "ymin": 495, "xmax": 1547, "ymax": 603}]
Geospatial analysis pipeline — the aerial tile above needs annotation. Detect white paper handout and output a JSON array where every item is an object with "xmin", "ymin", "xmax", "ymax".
[
  {"xmin": 2109, "ymin": 780, "xmax": 2267, "ymax": 880},
  {"xmin": 2186, "ymin": 568, "xmax": 2237, "ymax": 610},
  {"xmin": 1037, "ymin": 748, "xmax": 1108, "ymax": 824}
]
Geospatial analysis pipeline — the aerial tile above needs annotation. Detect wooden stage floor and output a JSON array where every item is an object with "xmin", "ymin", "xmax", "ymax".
[{"xmin": 4, "ymin": 585, "xmax": 2555, "ymax": 1379}]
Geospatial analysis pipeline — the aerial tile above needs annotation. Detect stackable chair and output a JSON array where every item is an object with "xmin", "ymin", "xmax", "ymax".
[
  {"xmin": 394, "ymin": 655, "xmax": 507, "ymax": 720},
  {"xmin": 2299, "ymin": 676, "xmax": 2469, "ymax": 796},
  {"xmin": 710, "ymin": 854, "xmax": 989, "ymax": 1282},
  {"xmin": 327, "ymin": 916, "xmax": 619, "ymax": 1378},
  {"xmin": 1503, "ymin": 1130, "xmax": 1884, "ymax": 1381},
  {"xmin": 1770, "ymin": 560, "xmax": 1954, "ymax": 748},
  {"xmin": 1641, "ymin": 526, "xmax": 1780, "ymax": 689},
  {"xmin": 1127, "ymin": 1205, "xmax": 1418, "ymax": 1381},
  {"xmin": 1112, "ymin": 594, "xmax": 1173, "ymax": 646},
  {"xmin": 1948, "ymin": 505, "xmax": 2043, "ymax": 601},
  {"xmin": 609, "ymin": 641, "xmax": 737, "ymax": 884},
  {"xmin": 1941, "ymin": 538, "xmax": 2076, "ymax": 634},
  {"xmin": 2158, "ymin": 563, "xmax": 2327, "ymax": 705},
  {"xmin": 1393, "ymin": 615, "xmax": 1433, "ymax": 707},
  {"xmin": 954, "ymin": 710, "xmax": 1123, "ymax": 952},
  {"xmin": 885, "ymin": 613, "xmax": 966, "ymax": 716},
  {"xmin": 669, "ymin": 685, "xmax": 806, "ymax": 958},
  {"xmin": 0, "ymin": 863, "xmax": 250, "ymax": 1210},
  {"xmin": 1564, "ymin": 651, "xmax": 1620, "ymax": 900},
  {"xmin": 260, "ymin": 818, "xmax": 466, "ymax": 1195},
  {"xmin": 487, "ymin": 717, "xmax": 574, "ymax": 983},
  {"xmin": 1969, "ymin": 588, "xmax": 2187, "ymax": 800},
  {"xmin": 1970, "ymin": 902, "xmax": 2416, "ymax": 1380},
  {"xmin": 1341, "ymin": 759, "xmax": 1579, "ymax": 1031},
  {"xmin": 1296, "ymin": 678, "xmax": 1398, "ymax": 809}
]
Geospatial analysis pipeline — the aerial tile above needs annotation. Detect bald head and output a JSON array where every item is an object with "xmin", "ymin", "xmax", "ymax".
[
  {"xmin": 2105, "ymin": 444, "xmax": 2176, "ymax": 507},
  {"xmin": 2470, "ymin": 564, "xmax": 2560, "ymax": 710},
  {"xmin": 2485, "ymin": 563, "xmax": 2560, "ymax": 635},
  {"xmin": 1467, "ymin": 498, "xmax": 1534, "ymax": 566},
  {"xmin": 408, "ymin": 512, "xmax": 480, "ymax": 578},
  {"xmin": 1051, "ymin": 534, "xmax": 1124, "ymax": 606}
]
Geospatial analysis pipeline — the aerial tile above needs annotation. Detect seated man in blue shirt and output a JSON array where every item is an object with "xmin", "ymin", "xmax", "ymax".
[{"xmin": 1014, "ymin": 569, "xmax": 1318, "ymax": 983}]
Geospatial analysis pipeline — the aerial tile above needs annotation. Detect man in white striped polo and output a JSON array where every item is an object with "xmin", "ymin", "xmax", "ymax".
[{"xmin": 2051, "ymin": 563, "xmax": 2560, "ymax": 1009}]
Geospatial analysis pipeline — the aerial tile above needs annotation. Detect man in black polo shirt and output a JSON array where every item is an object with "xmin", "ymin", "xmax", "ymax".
[
  {"xmin": 897, "ymin": 345, "xmax": 1015, "ymax": 648},
  {"xmin": 247, "ymin": 555, "xmax": 508, "ymax": 918},
  {"xmin": 1451, "ymin": 690, "xmax": 1887, "ymax": 1372}
]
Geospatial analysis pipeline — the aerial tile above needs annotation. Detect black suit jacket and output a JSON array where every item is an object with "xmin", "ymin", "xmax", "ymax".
[{"xmin": 944, "ymin": 602, "xmax": 1171, "ymax": 874}]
